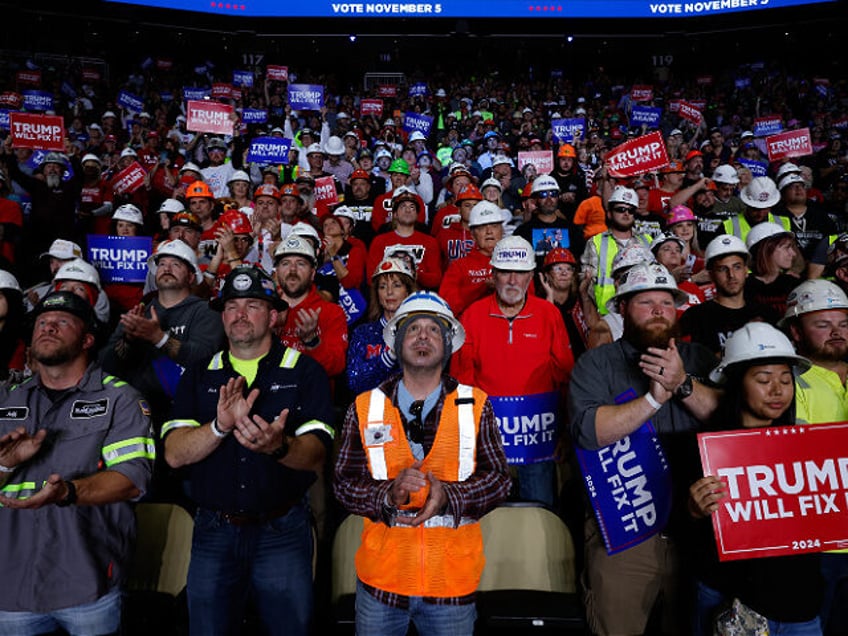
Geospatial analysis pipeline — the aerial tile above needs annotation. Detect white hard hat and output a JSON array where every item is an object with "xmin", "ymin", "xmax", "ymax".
[
  {"xmin": 153, "ymin": 239, "xmax": 202, "ymax": 284},
  {"xmin": 778, "ymin": 173, "xmax": 805, "ymax": 191},
  {"xmin": 612, "ymin": 244, "xmax": 655, "ymax": 275},
  {"xmin": 606, "ymin": 262, "xmax": 688, "ymax": 312},
  {"xmin": 333, "ymin": 206, "xmax": 357, "ymax": 223},
  {"xmin": 81, "ymin": 153, "xmax": 102, "ymax": 166},
  {"xmin": 711, "ymin": 164, "xmax": 740, "ymax": 185},
  {"xmin": 775, "ymin": 162, "xmax": 801, "ymax": 182},
  {"xmin": 372, "ymin": 256, "xmax": 416, "ymax": 281},
  {"xmin": 180, "ymin": 162, "xmax": 202, "ymax": 175},
  {"xmin": 120, "ymin": 147, "xmax": 138, "ymax": 159},
  {"xmin": 227, "ymin": 170, "xmax": 251, "ymax": 185},
  {"xmin": 491, "ymin": 156, "xmax": 512, "ymax": 168},
  {"xmin": 650, "ymin": 232, "xmax": 687, "ymax": 255},
  {"xmin": 704, "ymin": 234, "xmax": 749, "ymax": 265},
  {"xmin": 289, "ymin": 221, "xmax": 321, "ymax": 244},
  {"xmin": 158, "ymin": 198, "xmax": 185, "ymax": 215},
  {"xmin": 740, "ymin": 176, "xmax": 780, "ymax": 209},
  {"xmin": 709, "ymin": 321, "xmax": 810, "ymax": 384},
  {"xmin": 305, "ymin": 142, "xmax": 325, "ymax": 156},
  {"xmin": 375, "ymin": 148, "xmax": 393, "ymax": 161},
  {"xmin": 745, "ymin": 221, "xmax": 794, "ymax": 251},
  {"xmin": 324, "ymin": 136, "xmax": 345, "ymax": 156},
  {"xmin": 41, "ymin": 152, "xmax": 68, "ymax": 167},
  {"xmin": 409, "ymin": 131, "xmax": 427, "ymax": 142},
  {"xmin": 490, "ymin": 235, "xmax": 535, "ymax": 272},
  {"xmin": 0, "ymin": 269, "xmax": 21, "ymax": 294},
  {"xmin": 383, "ymin": 291, "xmax": 465, "ymax": 352},
  {"xmin": 468, "ymin": 201, "xmax": 507, "ymax": 228},
  {"xmin": 608, "ymin": 185, "xmax": 639, "ymax": 207},
  {"xmin": 112, "ymin": 204, "xmax": 143, "ymax": 225},
  {"xmin": 41, "ymin": 239, "xmax": 83, "ymax": 261},
  {"xmin": 54, "ymin": 258, "xmax": 101, "ymax": 289},
  {"xmin": 481, "ymin": 177, "xmax": 503, "ymax": 193},
  {"xmin": 273, "ymin": 233, "xmax": 316, "ymax": 264},
  {"xmin": 531, "ymin": 175, "xmax": 560, "ymax": 195},
  {"xmin": 778, "ymin": 279, "xmax": 848, "ymax": 328}
]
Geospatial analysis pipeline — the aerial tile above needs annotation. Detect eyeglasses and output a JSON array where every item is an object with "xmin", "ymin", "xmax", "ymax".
[
  {"xmin": 534, "ymin": 190, "xmax": 558, "ymax": 199},
  {"xmin": 611, "ymin": 206, "xmax": 635, "ymax": 215},
  {"xmin": 407, "ymin": 400, "xmax": 425, "ymax": 443}
]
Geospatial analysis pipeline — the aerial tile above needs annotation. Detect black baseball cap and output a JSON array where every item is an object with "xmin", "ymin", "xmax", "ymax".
[{"xmin": 31, "ymin": 291, "xmax": 96, "ymax": 331}]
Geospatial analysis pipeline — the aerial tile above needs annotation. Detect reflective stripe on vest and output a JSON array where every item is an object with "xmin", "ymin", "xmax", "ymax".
[
  {"xmin": 593, "ymin": 232, "xmax": 652, "ymax": 314},
  {"xmin": 363, "ymin": 385, "xmax": 478, "ymax": 482}
]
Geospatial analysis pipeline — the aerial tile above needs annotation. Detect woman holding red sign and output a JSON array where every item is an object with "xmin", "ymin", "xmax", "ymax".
[{"xmin": 687, "ymin": 322, "xmax": 823, "ymax": 636}]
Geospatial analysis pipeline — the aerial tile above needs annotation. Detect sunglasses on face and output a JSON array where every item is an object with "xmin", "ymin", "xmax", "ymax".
[
  {"xmin": 611, "ymin": 206, "xmax": 635, "ymax": 215},
  {"xmin": 534, "ymin": 191, "xmax": 558, "ymax": 200}
]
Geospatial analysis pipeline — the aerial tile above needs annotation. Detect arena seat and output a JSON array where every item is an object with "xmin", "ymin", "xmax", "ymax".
[
  {"xmin": 123, "ymin": 502, "xmax": 193, "ymax": 635},
  {"xmin": 475, "ymin": 502, "xmax": 587, "ymax": 634}
]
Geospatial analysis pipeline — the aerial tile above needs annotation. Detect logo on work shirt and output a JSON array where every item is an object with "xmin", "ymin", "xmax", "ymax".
[
  {"xmin": 71, "ymin": 399, "xmax": 109, "ymax": 419},
  {"xmin": 0, "ymin": 407, "xmax": 29, "ymax": 419}
]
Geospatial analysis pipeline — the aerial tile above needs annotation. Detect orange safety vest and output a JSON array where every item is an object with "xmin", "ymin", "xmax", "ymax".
[{"xmin": 354, "ymin": 383, "xmax": 486, "ymax": 598}]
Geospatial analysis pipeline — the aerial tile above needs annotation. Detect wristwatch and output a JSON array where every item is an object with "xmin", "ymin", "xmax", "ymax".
[
  {"xmin": 270, "ymin": 439, "xmax": 290, "ymax": 461},
  {"xmin": 56, "ymin": 480, "xmax": 77, "ymax": 507},
  {"xmin": 674, "ymin": 374, "xmax": 694, "ymax": 399}
]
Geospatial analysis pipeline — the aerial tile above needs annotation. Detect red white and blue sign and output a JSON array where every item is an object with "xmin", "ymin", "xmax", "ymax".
[
  {"xmin": 247, "ymin": 136, "xmax": 291, "ymax": 164},
  {"xmin": 552, "ymin": 117, "xmax": 585, "ymax": 143},
  {"xmin": 288, "ymin": 84, "xmax": 324, "ymax": 110},
  {"xmin": 576, "ymin": 389, "xmax": 673, "ymax": 555},
  {"xmin": 630, "ymin": 106, "xmax": 663, "ymax": 128},
  {"xmin": 402, "ymin": 112, "xmax": 433, "ymax": 137},
  {"xmin": 106, "ymin": 0, "xmax": 835, "ymax": 17},
  {"xmin": 117, "ymin": 90, "xmax": 145, "ymax": 114},
  {"xmin": 490, "ymin": 391, "xmax": 560, "ymax": 465},
  {"xmin": 87, "ymin": 235, "xmax": 153, "ymax": 284},
  {"xmin": 698, "ymin": 422, "xmax": 848, "ymax": 561}
]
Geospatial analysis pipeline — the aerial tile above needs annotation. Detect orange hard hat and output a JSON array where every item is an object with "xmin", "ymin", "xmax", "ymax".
[
  {"xmin": 185, "ymin": 180, "xmax": 214, "ymax": 199},
  {"xmin": 557, "ymin": 144, "xmax": 577, "ymax": 158}
]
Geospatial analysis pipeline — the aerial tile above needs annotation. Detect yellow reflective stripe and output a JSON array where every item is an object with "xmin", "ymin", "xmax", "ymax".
[
  {"xmin": 0, "ymin": 481, "xmax": 37, "ymax": 500},
  {"xmin": 295, "ymin": 420, "xmax": 334, "ymax": 439},
  {"xmin": 161, "ymin": 419, "xmax": 201, "ymax": 437},
  {"xmin": 102, "ymin": 437, "xmax": 156, "ymax": 466},
  {"xmin": 102, "ymin": 374, "xmax": 127, "ymax": 387},
  {"xmin": 280, "ymin": 348, "xmax": 301, "ymax": 369},
  {"xmin": 207, "ymin": 352, "xmax": 225, "ymax": 370}
]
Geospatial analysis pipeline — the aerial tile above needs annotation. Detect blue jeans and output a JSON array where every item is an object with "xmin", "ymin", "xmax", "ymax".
[
  {"xmin": 820, "ymin": 552, "xmax": 848, "ymax": 633},
  {"xmin": 694, "ymin": 581, "xmax": 822, "ymax": 636},
  {"xmin": 355, "ymin": 579, "xmax": 476, "ymax": 636},
  {"xmin": 693, "ymin": 580, "xmax": 728, "ymax": 636},
  {"xmin": 767, "ymin": 616, "xmax": 822, "ymax": 635},
  {"xmin": 187, "ymin": 504, "xmax": 314, "ymax": 636},
  {"xmin": 516, "ymin": 461, "xmax": 556, "ymax": 508},
  {"xmin": 0, "ymin": 589, "xmax": 121, "ymax": 636}
]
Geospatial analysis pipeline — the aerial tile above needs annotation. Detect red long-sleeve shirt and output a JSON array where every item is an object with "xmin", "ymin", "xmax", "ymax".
[
  {"xmin": 367, "ymin": 230, "xmax": 443, "ymax": 290},
  {"xmin": 275, "ymin": 287, "xmax": 349, "ymax": 377},
  {"xmin": 451, "ymin": 294, "xmax": 574, "ymax": 396}
]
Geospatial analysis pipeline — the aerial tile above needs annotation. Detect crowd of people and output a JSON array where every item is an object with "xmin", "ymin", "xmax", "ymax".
[{"xmin": 0, "ymin": 48, "xmax": 846, "ymax": 636}]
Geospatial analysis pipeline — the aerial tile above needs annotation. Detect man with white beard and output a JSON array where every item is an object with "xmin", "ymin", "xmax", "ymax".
[{"xmin": 2, "ymin": 150, "xmax": 83, "ymax": 275}]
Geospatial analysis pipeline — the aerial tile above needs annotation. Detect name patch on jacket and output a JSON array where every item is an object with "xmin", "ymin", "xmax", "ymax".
[
  {"xmin": 71, "ymin": 399, "xmax": 109, "ymax": 419},
  {"xmin": 0, "ymin": 407, "xmax": 29, "ymax": 419}
]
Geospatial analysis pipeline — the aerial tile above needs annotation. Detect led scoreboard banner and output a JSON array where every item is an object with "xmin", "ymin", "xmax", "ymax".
[{"xmin": 105, "ymin": 0, "xmax": 834, "ymax": 18}]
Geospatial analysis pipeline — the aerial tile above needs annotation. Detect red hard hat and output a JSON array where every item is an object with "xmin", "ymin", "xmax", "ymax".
[
  {"xmin": 219, "ymin": 209, "xmax": 253, "ymax": 235},
  {"xmin": 455, "ymin": 184, "xmax": 483, "ymax": 202},
  {"xmin": 350, "ymin": 169, "xmax": 370, "ymax": 182},
  {"xmin": 543, "ymin": 247, "xmax": 577, "ymax": 269}
]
